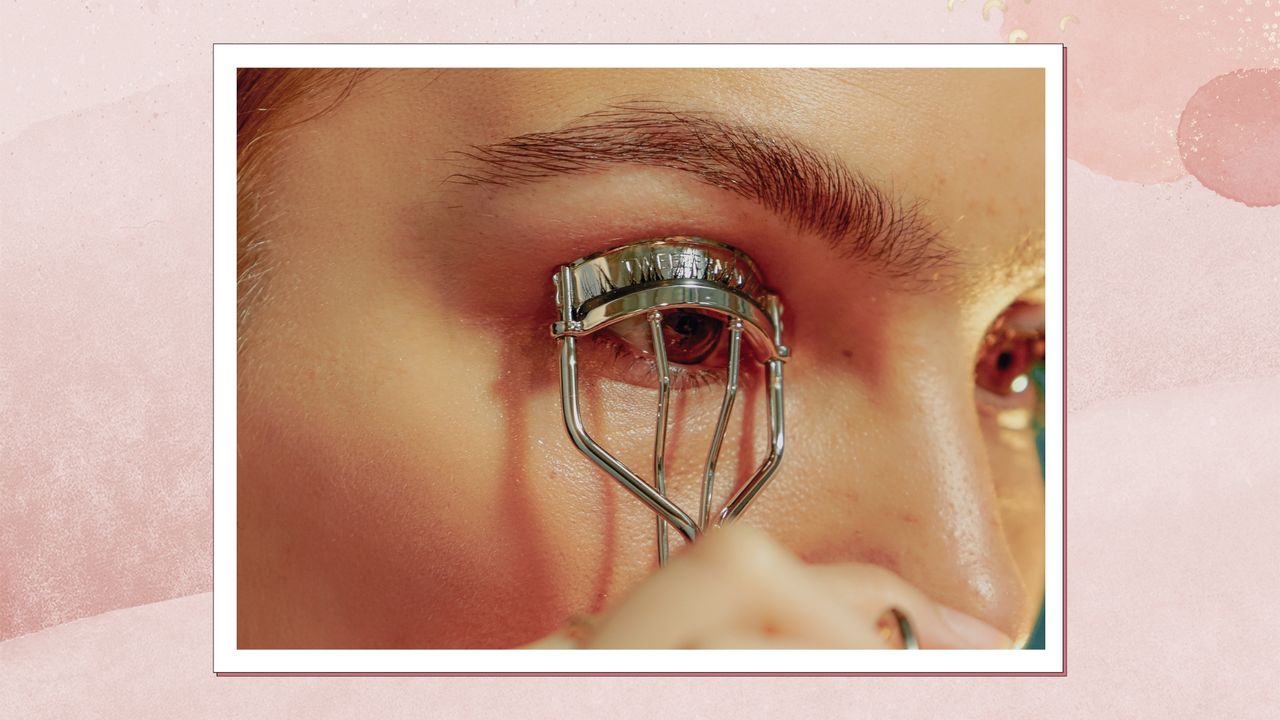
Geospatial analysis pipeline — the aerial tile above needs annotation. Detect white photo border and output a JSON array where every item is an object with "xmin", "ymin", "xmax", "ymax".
[{"xmin": 213, "ymin": 43, "xmax": 1065, "ymax": 675}]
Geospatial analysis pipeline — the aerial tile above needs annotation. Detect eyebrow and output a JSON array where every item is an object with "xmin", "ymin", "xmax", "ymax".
[{"xmin": 443, "ymin": 101, "xmax": 957, "ymax": 286}]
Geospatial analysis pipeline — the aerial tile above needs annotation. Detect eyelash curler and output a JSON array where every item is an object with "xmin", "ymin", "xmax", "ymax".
[{"xmin": 550, "ymin": 236, "xmax": 789, "ymax": 566}]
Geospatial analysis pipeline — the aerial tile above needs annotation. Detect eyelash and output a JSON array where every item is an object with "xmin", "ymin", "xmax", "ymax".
[{"xmin": 590, "ymin": 332, "xmax": 732, "ymax": 392}]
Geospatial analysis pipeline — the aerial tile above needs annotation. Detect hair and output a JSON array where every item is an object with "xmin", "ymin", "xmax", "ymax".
[{"xmin": 236, "ymin": 69, "xmax": 367, "ymax": 351}]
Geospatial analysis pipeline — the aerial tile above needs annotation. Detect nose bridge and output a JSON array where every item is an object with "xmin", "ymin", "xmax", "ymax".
[{"xmin": 769, "ymin": 350, "xmax": 1032, "ymax": 639}]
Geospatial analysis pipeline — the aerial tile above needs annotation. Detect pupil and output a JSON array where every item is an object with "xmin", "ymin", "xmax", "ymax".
[
  {"xmin": 978, "ymin": 333, "xmax": 1037, "ymax": 396},
  {"xmin": 661, "ymin": 310, "xmax": 724, "ymax": 364},
  {"xmin": 674, "ymin": 313, "xmax": 703, "ymax": 336}
]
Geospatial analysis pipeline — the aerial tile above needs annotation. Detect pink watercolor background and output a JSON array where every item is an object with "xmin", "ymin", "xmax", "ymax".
[{"xmin": 3, "ymin": 1, "xmax": 1279, "ymax": 717}]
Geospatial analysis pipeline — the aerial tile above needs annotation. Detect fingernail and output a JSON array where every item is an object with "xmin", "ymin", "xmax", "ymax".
[{"xmin": 936, "ymin": 605, "xmax": 1013, "ymax": 649}]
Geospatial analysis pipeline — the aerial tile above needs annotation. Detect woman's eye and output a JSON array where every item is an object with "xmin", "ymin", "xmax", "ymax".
[
  {"xmin": 975, "ymin": 301, "xmax": 1045, "ymax": 421},
  {"xmin": 976, "ymin": 326, "xmax": 1041, "ymax": 396},
  {"xmin": 604, "ymin": 308, "xmax": 729, "ymax": 367},
  {"xmin": 656, "ymin": 310, "xmax": 727, "ymax": 365}
]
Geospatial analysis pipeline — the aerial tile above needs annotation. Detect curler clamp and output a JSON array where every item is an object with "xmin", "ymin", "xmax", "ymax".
[{"xmin": 551, "ymin": 237, "xmax": 788, "ymax": 566}]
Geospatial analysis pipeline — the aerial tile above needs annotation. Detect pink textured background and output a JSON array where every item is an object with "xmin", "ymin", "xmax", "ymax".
[{"xmin": 3, "ymin": 1, "xmax": 1278, "ymax": 716}]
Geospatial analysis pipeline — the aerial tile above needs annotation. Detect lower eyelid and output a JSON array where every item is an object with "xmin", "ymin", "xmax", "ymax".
[
  {"xmin": 589, "ymin": 333, "xmax": 729, "ymax": 391},
  {"xmin": 976, "ymin": 383, "xmax": 1037, "ymax": 411}
]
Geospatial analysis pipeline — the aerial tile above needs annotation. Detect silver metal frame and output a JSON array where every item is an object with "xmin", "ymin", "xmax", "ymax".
[{"xmin": 551, "ymin": 237, "xmax": 788, "ymax": 566}]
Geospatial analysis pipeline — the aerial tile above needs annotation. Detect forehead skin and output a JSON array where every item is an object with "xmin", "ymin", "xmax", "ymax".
[{"xmin": 238, "ymin": 68, "xmax": 1046, "ymax": 648}]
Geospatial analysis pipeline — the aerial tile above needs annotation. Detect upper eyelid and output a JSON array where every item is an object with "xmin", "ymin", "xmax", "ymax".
[
  {"xmin": 1016, "ymin": 282, "xmax": 1047, "ymax": 305},
  {"xmin": 1000, "ymin": 301, "xmax": 1045, "ymax": 331}
]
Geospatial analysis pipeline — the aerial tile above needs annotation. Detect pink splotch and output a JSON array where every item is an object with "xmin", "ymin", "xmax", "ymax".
[
  {"xmin": 1, "ymin": 78, "xmax": 213, "ymax": 641},
  {"xmin": 1178, "ymin": 68, "xmax": 1280, "ymax": 207},
  {"xmin": 996, "ymin": 0, "xmax": 1280, "ymax": 184},
  {"xmin": 1066, "ymin": 161, "xmax": 1280, "ymax": 411}
]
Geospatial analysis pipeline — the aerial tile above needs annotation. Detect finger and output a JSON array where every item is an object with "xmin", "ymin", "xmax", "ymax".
[
  {"xmin": 588, "ymin": 524, "xmax": 879, "ymax": 648},
  {"xmin": 687, "ymin": 525, "xmax": 885, "ymax": 647}
]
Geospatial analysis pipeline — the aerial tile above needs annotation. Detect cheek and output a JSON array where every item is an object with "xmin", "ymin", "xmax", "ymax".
[{"xmin": 238, "ymin": 254, "xmax": 590, "ymax": 647}]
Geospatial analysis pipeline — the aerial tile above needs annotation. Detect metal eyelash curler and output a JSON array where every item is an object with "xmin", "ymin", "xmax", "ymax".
[{"xmin": 550, "ymin": 236, "xmax": 789, "ymax": 567}]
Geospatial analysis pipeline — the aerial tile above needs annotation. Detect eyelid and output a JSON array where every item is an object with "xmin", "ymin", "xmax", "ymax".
[
  {"xmin": 589, "ymin": 331, "xmax": 730, "ymax": 391},
  {"xmin": 1017, "ymin": 283, "xmax": 1047, "ymax": 305},
  {"xmin": 998, "ymin": 300, "xmax": 1045, "ymax": 333},
  {"xmin": 605, "ymin": 315, "xmax": 658, "ymax": 354}
]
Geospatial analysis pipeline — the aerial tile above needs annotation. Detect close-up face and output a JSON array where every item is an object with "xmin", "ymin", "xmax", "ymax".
[{"xmin": 236, "ymin": 68, "xmax": 1046, "ymax": 649}]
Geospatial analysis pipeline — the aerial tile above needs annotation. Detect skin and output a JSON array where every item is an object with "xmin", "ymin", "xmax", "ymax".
[{"xmin": 237, "ymin": 69, "xmax": 1046, "ymax": 649}]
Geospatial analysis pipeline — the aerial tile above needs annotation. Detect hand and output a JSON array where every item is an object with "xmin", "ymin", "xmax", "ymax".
[{"xmin": 529, "ymin": 524, "xmax": 1012, "ymax": 649}]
